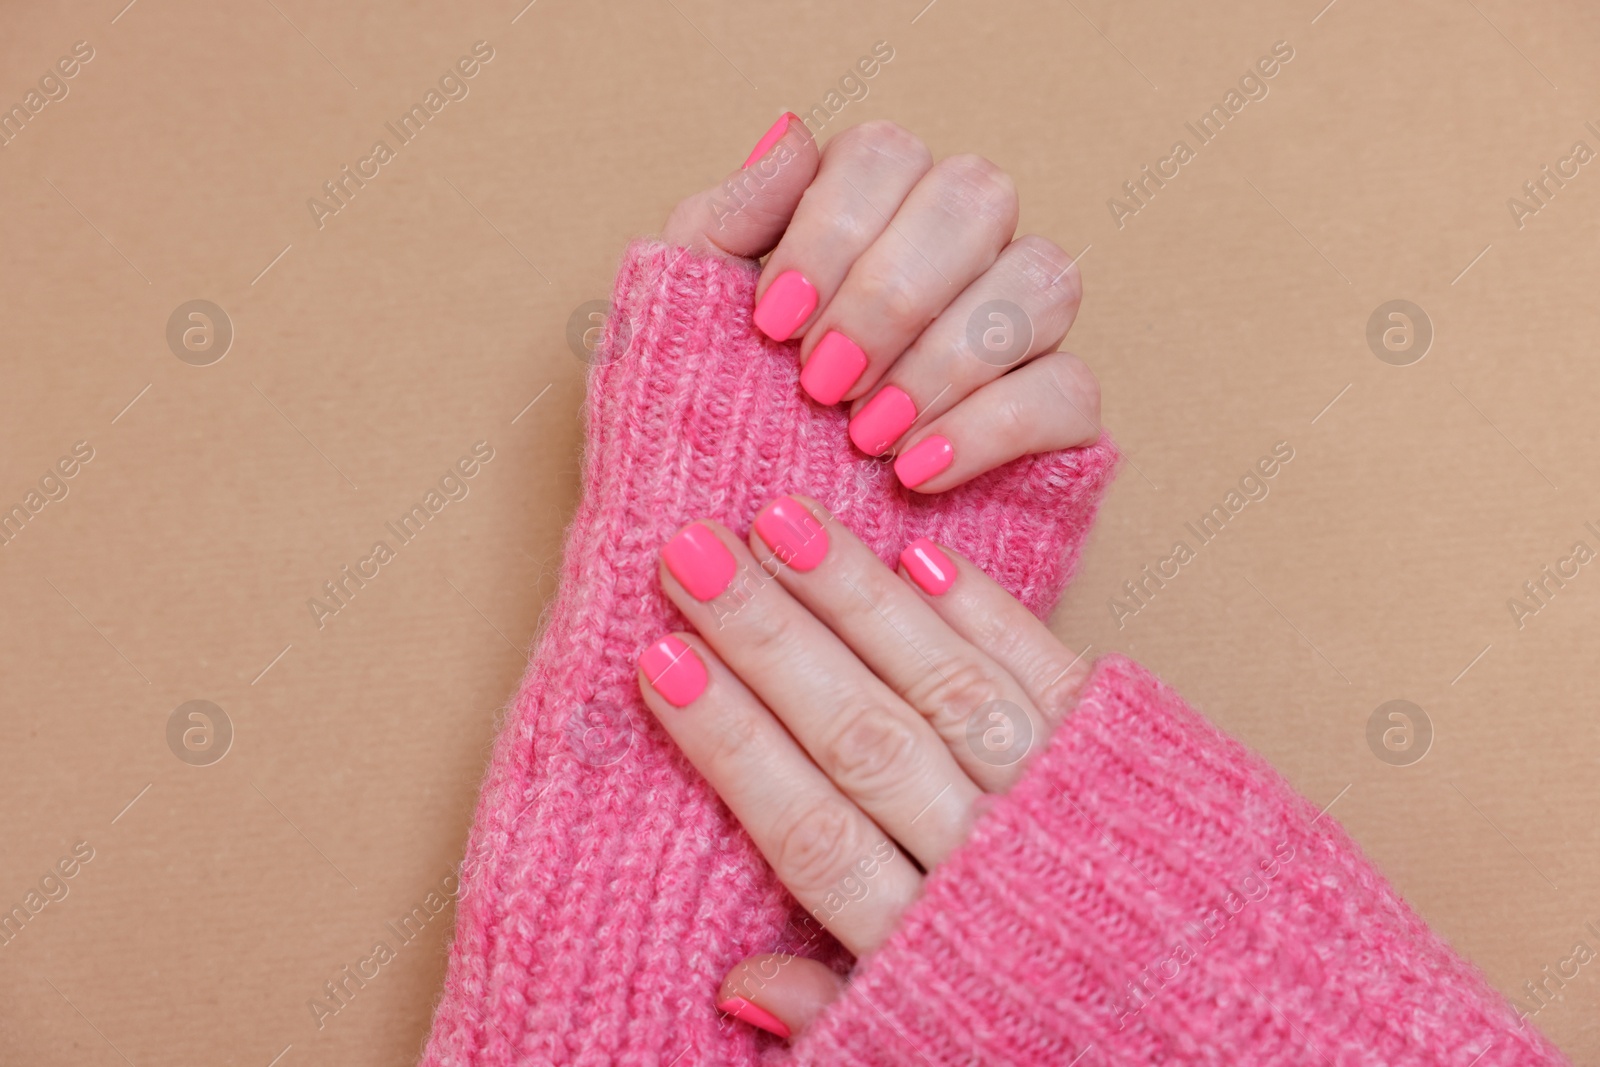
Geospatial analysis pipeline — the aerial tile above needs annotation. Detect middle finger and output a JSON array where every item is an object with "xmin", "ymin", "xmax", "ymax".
[
  {"xmin": 798, "ymin": 154, "xmax": 1019, "ymax": 408},
  {"xmin": 658, "ymin": 519, "xmax": 981, "ymax": 869}
]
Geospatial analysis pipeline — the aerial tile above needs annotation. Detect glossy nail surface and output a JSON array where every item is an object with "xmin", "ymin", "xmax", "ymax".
[
  {"xmin": 743, "ymin": 112, "xmax": 800, "ymax": 170},
  {"xmin": 638, "ymin": 635, "xmax": 708, "ymax": 707},
  {"xmin": 717, "ymin": 996, "xmax": 792, "ymax": 1039},
  {"xmin": 753, "ymin": 497, "xmax": 829, "ymax": 572},
  {"xmin": 848, "ymin": 386, "xmax": 917, "ymax": 456},
  {"xmin": 800, "ymin": 331, "xmax": 868, "ymax": 405},
  {"xmin": 894, "ymin": 435, "xmax": 954, "ymax": 488},
  {"xmin": 752, "ymin": 270, "xmax": 818, "ymax": 342},
  {"xmin": 901, "ymin": 537, "xmax": 955, "ymax": 595},
  {"xmin": 663, "ymin": 523, "xmax": 737, "ymax": 601}
]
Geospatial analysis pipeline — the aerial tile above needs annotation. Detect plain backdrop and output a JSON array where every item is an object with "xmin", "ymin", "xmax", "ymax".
[{"xmin": 3, "ymin": 0, "xmax": 1599, "ymax": 1063}]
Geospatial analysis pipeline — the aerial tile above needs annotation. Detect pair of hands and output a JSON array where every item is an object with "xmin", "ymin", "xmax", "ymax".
[{"xmin": 641, "ymin": 117, "xmax": 1103, "ymax": 1039}]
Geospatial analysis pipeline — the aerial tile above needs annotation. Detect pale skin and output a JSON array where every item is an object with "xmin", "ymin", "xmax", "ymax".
[
  {"xmin": 649, "ymin": 119, "xmax": 1103, "ymax": 1037},
  {"xmin": 662, "ymin": 116, "xmax": 1101, "ymax": 493}
]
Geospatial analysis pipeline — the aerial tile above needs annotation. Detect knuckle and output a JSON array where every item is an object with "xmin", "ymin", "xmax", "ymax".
[
  {"xmin": 822, "ymin": 705, "xmax": 923, "ymax": 799},
  {"xmin": 855, "ymin": 120, "xmax": 933, "ymax": 171},
  {"xmin": 990, "ymin": 391, "xmax": 1036, "ymax": 448},
  {"xmin": 1012, "ymin": 234, "xmax": 1083, "ymax": 309},
  {"xmin": 776, "ymin": 799, "xmax": 861, "ymax": 895},
  {"xmin": 854, "ymin": 263, "xmax": 927, "ymax": 329},
  {"xmin": 1036, "ymin": 656, "xmax": 1092, "ymax": 722},
  {"xmin": 903, "ymin": 657, "xmax": 1009, "ymax": 736},
  {"xmin": 701, "ymin": 707, "xmax": 764, "ymax": 778},
  {"xmin": 801, "ymin": 182, "xmax": 875, "ymax": 247},
  {"xmin": 939, "ymin": 154, "xmax": 1018, "ymax": 223}
]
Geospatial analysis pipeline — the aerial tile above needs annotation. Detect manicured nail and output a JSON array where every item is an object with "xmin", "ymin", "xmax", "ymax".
[
  {"xmin": 848, "ymin": 386, "xmax": 917, "ymax": 456},
  {"xmin": 901, "ymin": 538, "xmax": 955, "ymax": 595},
  {"xmin": 717, "ymin": 996, "xmax": 792, "ymax": 1039},
  {"xmin": 894, "ymin": 435, "xmax": 954, "ymax": 489},
  {"xmin": 742, "ymin": 112, "xmax": 801, "ymax": 170},
  {"xmin": 663, "ymin": 523, "xmax": 737, "ymax": 601},
  {"xmin": 800, "ymin": 331, "xmax": 868, "ymax": 405},
  {"xmin": 753, "ymin": 270, "xmax": 818, "ymax": 342},
  {"xmin": 754, "ymin": 497, "xmax": 829, "ymax": 572},
  {"xmin": 638, "ymin": 635, "xmax": 708, "ymax": 707}
]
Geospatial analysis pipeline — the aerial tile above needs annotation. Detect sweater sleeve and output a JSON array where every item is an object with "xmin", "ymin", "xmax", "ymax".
[
  {"xmin": 420, "ymin": 240, "xmax": 1118, "ymax": 1066},
  {"xmin": 786, "ymin": 654, "xmax": 1571, "ymax": 1067}
]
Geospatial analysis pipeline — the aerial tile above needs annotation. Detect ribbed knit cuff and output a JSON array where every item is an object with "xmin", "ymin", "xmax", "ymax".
[
  {"xmin": 420, "ymin": 240, "xmax": 1119, "ymax": 1066},
  {"xmin": 788, "ymin": 655, "xmax": 1568, "ymax": 1067},
  {"xmin": 594, "ymin": 239, "xmax": 1119, "ymax": 618}
]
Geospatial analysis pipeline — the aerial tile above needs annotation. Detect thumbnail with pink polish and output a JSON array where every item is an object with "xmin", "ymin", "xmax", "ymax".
[
  {"xmin": 717, "ymin": 996, "xmax": 792, "ymax": 1039},
  {"xmin": 901, "ymin": 537, "xmax": 954, "ymax": 595},
  {"xmin": 662, "ymin": 523, "xmax": 737, "ymax": 601},
  {"xmin": 848, "ymin": 386, "xmax": 917, "ymax": 456},
  {"xmin": 753, "ymin": 497, "xmax": 829, "ymax": 571},
  {"xmin": 742, "ymin": 112, "xmax": 799, "ymax": 170},
  {"xmin": 638, "ymin": 636, "xmax": 707, "ymax": 707},
  {"xmin": 800, "ymin": 331, "xmax": 868, "ymax": 405},
  {"xmin": 894, "ymin": 434, "xmax": 954, "ymax": 488},
  {"xmin": 752, "ymin": 270, "xmax": 817, "ymax": 342}
]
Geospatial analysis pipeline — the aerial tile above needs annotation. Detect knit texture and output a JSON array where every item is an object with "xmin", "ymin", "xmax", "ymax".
[
  {"xmin": 419, "ymin": 239, "xmax": 1118, "ymax": 1066},
  {"xmin": 791, "ymin": 655, "xmax": 1570, "ymax": 1067}
]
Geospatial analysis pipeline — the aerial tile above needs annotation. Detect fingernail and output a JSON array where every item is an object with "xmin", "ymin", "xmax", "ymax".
[
  {"xmin": 742, "ymin": 112, "xmax": 800, "ymax": 170},
  {"xmin": 901, "ymin": 537, "xmax": 955, "ymax": 595},
  {"xmin": 717, "ymin": 996, "xmax": 792, "ymax": 1039},
  {"xmin": 663, "ymin": 523, "xmax": 737, "ymax": 601},
  {"xmin": 800, "ymin": 331, "xmax": 868, "ymax": 405},
  {"xmin": 894, "ymin": 435, "xmax": 954, "ymax": 489},
  {"xmin": 848, "ymin": 386, "xmax": 917, "ymax": 456},
  {"xmin": 753, "ymin": 270, "xmax": 818, "ymax": 342},
  {"xmin": 638, "ymin": 635, "xmax": 708, "ymax": 707},
  {"xmin": 753, "ymin": 497, "xmax": 829, "ymax": 572}
]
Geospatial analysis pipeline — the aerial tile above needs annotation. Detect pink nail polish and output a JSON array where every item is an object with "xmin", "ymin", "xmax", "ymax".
[
  {"xmin": 753, "ymin": 497, "xmax": 829, "ymax": 572},
  {"xmin": 894, "ymin": 435, "xmax": 954, "ymax": 489},
  {"xmin": 901, "ymin": 537, "xmax": 954, "ymax": 595},
  {"xmin": 638, "ymin": 635, "xmax": 708, "ymax": 707},
  {"xmin": 662, "ymin": 523, "xmax": 737, "ymax": 601},
  {"xmin": 717, "ymin": 996, "xmax": 792, "ymax": 1039},
  {"xmin": 752, "ymin": 270, "xmax": 818, "ymax": 342},
  {"xmin": 848, "ymin": 386, "xmax": 917, "ymax": 456},
  {"xmin": 742, "ymin": 112, "xmax": 800, "ymax": 170},
  {"xmin": 800, "ymin": 331, "xmax": 867, "ymax": 405}
]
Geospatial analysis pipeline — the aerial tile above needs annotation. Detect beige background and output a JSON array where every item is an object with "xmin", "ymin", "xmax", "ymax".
[{"xmin": 3, "ymin": 0, "xmax": 1598, "ymax": 1063}]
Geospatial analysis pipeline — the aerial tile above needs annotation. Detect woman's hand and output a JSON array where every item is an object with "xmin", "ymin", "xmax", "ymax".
[
  {"xmin": 635, "ymin": 496, "xmax": 1095, "ymax": 1039},
  {"xmin": 660, "ymin": 116, "xmax": 1100, "ymax": 493}
]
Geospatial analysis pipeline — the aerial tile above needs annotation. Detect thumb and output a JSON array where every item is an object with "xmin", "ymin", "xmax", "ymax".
[
  {"xmin": 662, "ymin": 113, "xmax": 818, "ymax": 261},
  {"xmin": 716, "ymin": 952, "xmax": 848, "ymax": 1041}
]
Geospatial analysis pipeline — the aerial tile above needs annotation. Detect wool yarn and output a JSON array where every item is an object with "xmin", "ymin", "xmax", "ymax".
[
  {"xmin": 421, "ymin": 240, "xmax": 1565, "ymax": 1066},
  {"xmin": 421, "ymin": 239, "xmax": 1116, "ymax": 1065}
]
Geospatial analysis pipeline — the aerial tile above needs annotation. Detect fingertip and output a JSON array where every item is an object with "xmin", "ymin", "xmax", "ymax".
[
  {"xmin": 637, "ymin": 633, "xmax": 709, "ymax": 708},
  {"xmin": 717, "ymin": 954, "xmax": 847, "ymax": 1041}
]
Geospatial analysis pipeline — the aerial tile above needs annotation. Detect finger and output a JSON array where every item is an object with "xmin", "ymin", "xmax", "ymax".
[
  {"xmin": 800, "ymin": 154, "xmax": 1019, "ymax": 407},
  {"xmin": 657, "ymin": 521, "xmax": 982, "ymax": 868},
  {"xmin": 751, "ymin": 120, "xmax": 933, "ymax": 346},
  {"xmin": 891, "ymin": 351, "xmax": 1102, "ymax": 493},
  {"xmin": 637, "ymin": 632, "xmax": 922, "ymax": 956},
  {"xmin": 661, "ymin": 112, "xmax": 819, "ymax": 261},
  {"xmin": 845, "ymin": 235, "xmax": 1082, "ymax": 455},
  {"xmin": 718, "ymin": 954, "xmax": 848, "ymax": 1041},
  {"xmin": 750, "ymin": 495, "xmax": 1046, "ymax": 791},
  {"xmin": 894, "ymin": 539, "xmax": 1095, "ymax": 733}
]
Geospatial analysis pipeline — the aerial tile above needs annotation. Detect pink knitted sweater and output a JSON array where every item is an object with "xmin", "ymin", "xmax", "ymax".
[{"xmin": 420, "ymin": 240, "xmax": 1567, "ymax": 1066}]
